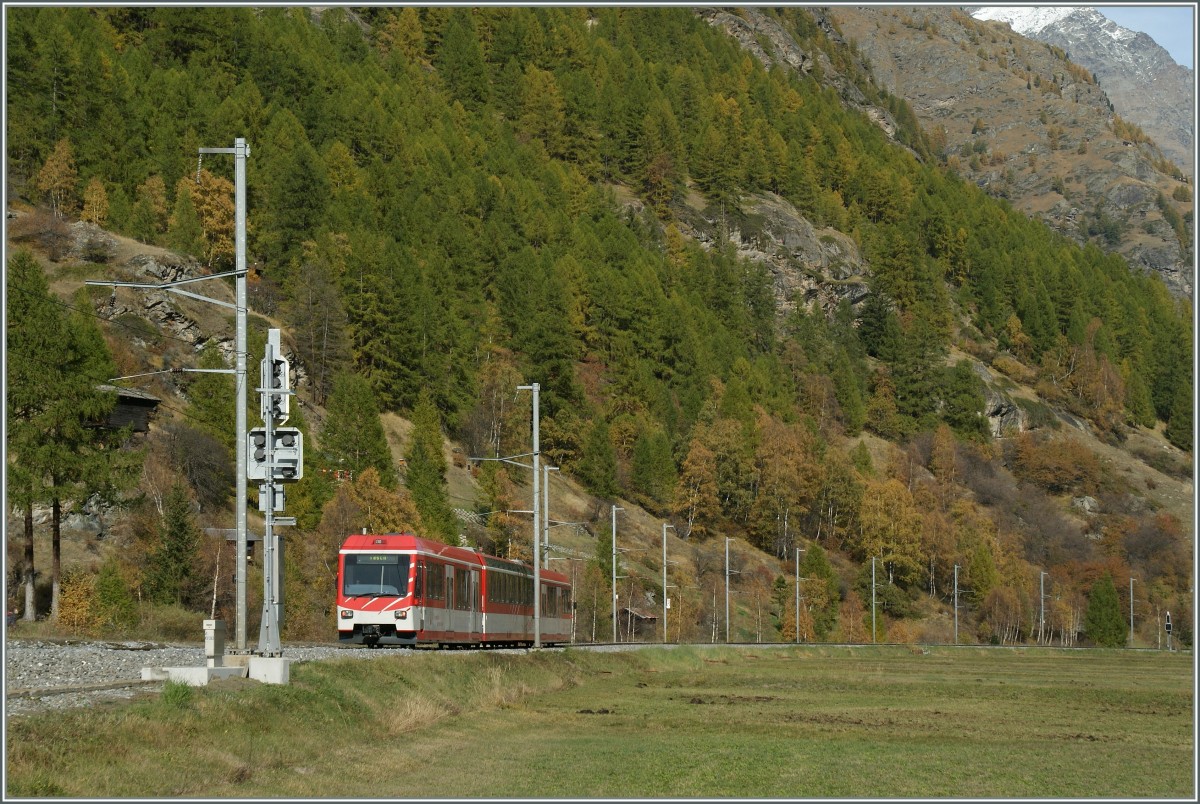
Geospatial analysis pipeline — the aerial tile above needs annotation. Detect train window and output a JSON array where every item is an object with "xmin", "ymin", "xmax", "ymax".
[
  {"xmin": 455, "ymin": 568, "xmax": 470, "ymax": 611},
  {"xmin": 414, "ymin": 562, "xmax": 424, "ymax": 598},
  {"xmin": 343, "ymin": 553, "xmax": 409, "ymax": 597}
]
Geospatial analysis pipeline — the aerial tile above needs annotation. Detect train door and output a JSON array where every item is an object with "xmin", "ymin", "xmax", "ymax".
[{"xmin": 470, "ymin": 569, "xmax": 481, "ymax": 640}]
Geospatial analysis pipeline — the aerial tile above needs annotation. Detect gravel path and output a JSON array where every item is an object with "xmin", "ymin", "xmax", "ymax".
[{"xmin": 4, "ymin": 639, "xmax": 386, "ymax": 718}]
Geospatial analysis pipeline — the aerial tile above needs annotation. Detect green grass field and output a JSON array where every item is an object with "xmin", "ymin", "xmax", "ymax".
[{"xmin": 5, "ymin": 645, "xmax": 1194, "ymax": 798}]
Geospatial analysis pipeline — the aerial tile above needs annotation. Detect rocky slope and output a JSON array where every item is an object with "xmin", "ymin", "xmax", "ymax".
[
  {"xmin": 971, "ymin": 5, "xmax": 1194, "ymax": 178},
  {"xmin": 823, "ymin": 6, "xmax": 1193, "ymax": 298}
]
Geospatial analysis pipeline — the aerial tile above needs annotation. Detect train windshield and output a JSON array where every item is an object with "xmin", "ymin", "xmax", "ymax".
[{"xmin": 342, "ymin": 553, "xmax": 410, "ymax": 597}]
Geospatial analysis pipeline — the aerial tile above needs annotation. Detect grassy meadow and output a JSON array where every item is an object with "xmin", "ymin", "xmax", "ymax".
[{"xmin": 5, "ymin": 644, "xmax": 1194, "ymax": 798}]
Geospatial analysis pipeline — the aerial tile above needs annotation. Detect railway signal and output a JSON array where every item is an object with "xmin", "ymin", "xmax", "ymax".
[
  {"xmin": 247, "ymin": 427, "xmax": 304, "ymax": 480},
  {"xmin": 260, "ymin": 352, "xmax": 290, "ymax": 424}
]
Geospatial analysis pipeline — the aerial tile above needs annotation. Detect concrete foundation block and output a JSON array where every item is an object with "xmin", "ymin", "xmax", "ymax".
[
  {"xmin": 247, "ymin": 656, "xmax": 290, "ymax": 685},
  {"xmin": 141, "ymin": 665, "xmax": 248, "ymax": 686}
]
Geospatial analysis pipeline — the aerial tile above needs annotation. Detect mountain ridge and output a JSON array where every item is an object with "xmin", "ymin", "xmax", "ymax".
[
  {"xmin": 827, "ymin": 5, "xmax": 1193, "ymax": 297},
  {"xmin": 971, "ymin": 5, "xmax": 1195, "ymax": 177}
]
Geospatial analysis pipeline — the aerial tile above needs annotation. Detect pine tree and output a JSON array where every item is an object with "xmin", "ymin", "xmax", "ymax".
[
  {"xmin": 94, "ymin": 556, "xmax": 137, "ymax": 631},
  {"xmin": 146, "ymin": 483, "xmax": 201, "ymax": 607},
  {"xmin": 1084, "ymin": 572, "xmax": 1126, "ymax": 647},
  {"xmin": 186, "ymin": 341, "xmax": 236, "ymax": 451},
  {"xmin": 800, "ymin": 543, "xmax": 840, "ymax": 638},
  {"xmin": 7, "ymin": 263, "xmax": 140, "ymax": 620},
  {"xmin": 630, "ymin": 427, "xmax": 676, "ymax": 505},
  {"xmin": 6, "ymin": 249, "xmax": 62, "ymax": 620},
  {"xmin": 166, "ymin": 183, "xmax": 205, "ymax": 259},
  {"xmin": 435, "ymin": 8, "xmax": 490, "ymax": 109},
  {"xmin": 130, "ymin": 175, "xmax": 168, "ymax": 243},
  {"xmin": 577, "ymin": 418, "xmax": 618, "ymax": 498},
  {"xmin": 405, "ymin": 388, "xmax": 458, "ymax": 542},
  {"xmin": 940, "ymin": 360, "xmax": 989, "ymax": 441},
  {"xmin": 320, "ymin": 372, "xmax": 397, "ymax": 487},
  {"xmin": 287, "ymin": 255, "xmax": 350, "ymax": 406}
]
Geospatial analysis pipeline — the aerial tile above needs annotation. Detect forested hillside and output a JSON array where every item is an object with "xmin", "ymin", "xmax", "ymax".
[{"xmin": 5, "ymin": 7, "xmax": 1193, "ymax": 647}]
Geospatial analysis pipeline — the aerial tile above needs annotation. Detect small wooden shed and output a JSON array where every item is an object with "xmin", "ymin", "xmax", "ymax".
[{"xmin": 94, "ymin": 385, "xmax": 160, "ymax": 432}]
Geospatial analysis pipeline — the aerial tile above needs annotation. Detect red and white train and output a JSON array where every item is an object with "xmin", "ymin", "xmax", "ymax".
[{"xmin": 336, "ymin": 532, "xmax": 573, "ymax": 648}]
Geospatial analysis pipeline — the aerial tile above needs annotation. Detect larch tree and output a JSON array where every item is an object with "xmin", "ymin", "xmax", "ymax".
[
  {"xmin": 80, "ymin": 176, "xmax": 108, "ymax": 226},
  {"xmin": 35, "ymin": 137, "xmax": 77, "ymax": 218},
  {"xmin": 672, "ymin": 437, "xmax": 720, "ymax": 539},
  {"xmin": 287, "ymin": 256, "xmax": 349, "ymax": 406},
  {"xmin": 855, "ymin": 477, "xmax": 924, "ymax": 588},
  {"xmin": 188, "ymin": 169, "xmax": 235, "ymax": 269}
]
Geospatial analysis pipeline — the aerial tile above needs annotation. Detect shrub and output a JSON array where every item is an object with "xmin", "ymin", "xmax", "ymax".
[
  {"xmin": 138, "ymin": 602, "xmax": 208, "ymax": 642},
  {"xmin": 57, "ymin": 568, "xmax": 102, "ymax": 637},
  {"xmin": 95, "ymin": 558, "xmax": 138, "ymax": 633},
  {"xmin": 1010, "ymin": 432, "xmax": 1100, "ymax": 495},
  {"xmin": 159, "ymin": 680, "xmax": 195, "ymax": 710}
]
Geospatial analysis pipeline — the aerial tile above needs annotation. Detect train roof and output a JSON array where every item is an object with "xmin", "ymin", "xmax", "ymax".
[{"xmin": 339, "ymin": 533, "xmax": 570, "ymax": 583}]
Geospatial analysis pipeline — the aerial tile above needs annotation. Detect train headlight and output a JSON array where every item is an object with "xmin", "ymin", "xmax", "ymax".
[
  {"xmin": 394, "ymin": 610, "xmax": 408, "ymax": 620},
  {"xmin": 340, "ymin": 609, "xmax": 354, "ymax": 619}
]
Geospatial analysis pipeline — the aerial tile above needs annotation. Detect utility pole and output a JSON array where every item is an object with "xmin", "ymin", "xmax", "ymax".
[
  {"xmin": 1038, "ymin": 571, "xmax": 1046, "ymax": 645},
  {"xmin": 85, "ymin": 138, "xmax": 251, "ymax": 651},
  {"xmin": 611, "ymin": 505, "xmax": 623, "ymax": 642},
  {"xmin": 795, "ymin": 546, "xmax": 806, "ymax": 644},
  {"xmin": 953, "ymin": 564, "xmax": 959, "ymax": 644},
  {"xmin": 517, "ymin": 384, "xmax": 540, "ymax": 648},
  {"xmin": 542, "ymin": 464, "xmax": 558, "ymax": 568},
  {"xmin": 662, "ymin": 523, "xmax": 675, "ymax": 643},
  {"xmin": 1129, "ymin": 577, "xmax": 1136, "ymax": 647},
  {"xmin": 203, "ymin": 138, "xmax": 250, "ymax": 651},
  {"xmin": 871, "ymin": 556, "xmax": 877, "ymax": 644},
  {"xmin": 724, "ymin": 537, "xmax": 739, "ymax": 643}
]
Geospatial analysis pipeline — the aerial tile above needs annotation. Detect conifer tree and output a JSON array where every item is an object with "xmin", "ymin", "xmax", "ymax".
[
  {"xmin": 186, "ymin": 341, "xmax": 236, "ymax": 452},
  {"xmin": 1084, "ymin": 572, "xmax": 1126, "ymax": 647},
  {"xmin": 6, "ymin": 249, "xmax": 61, "ymax": 619},
  {"xmin": 630, "ymin": 427, "xmax": 677, "ymax": 505},
  {"xmin": 405, "ymin": 388, "xmax": 459, "ymax": 542},
  {"xmin": 145, "ymin": 483, "xmax": 201, "ymax": 607},
  {"xmin": 36, "ymin": 137, "xmax": 78, "ymax": 218},
  {"xmin": 166, "ymin": 183, "xmax": 205, "ymax": 259},
  {"xmin": 436, "ymin": 8, "xmax": 490, "ymax": 108},
  {"xmin": 321, "ymin": 372, "xmax": 397, "ymax": 488},
  {"xmin": 80, "ymin": 176, "xmax": 108, "ymax": 226},
  {"xmin": 130, "ymin": 175, "xmax": 168, "ymax": 243},
  {"xmin": 800, "ymin": 543, "xmax": 840, "ymax": 638},
  {"xmin": 577, "ymin": 418, "xmax": 618, "ymax": 499},
  {"xmin": 7, "ymin": 261, "xmax": 141, "ymax": 620}
]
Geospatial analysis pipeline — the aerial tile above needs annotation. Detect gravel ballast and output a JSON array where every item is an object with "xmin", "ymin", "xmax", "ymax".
[{"xmin": 4, "ymin": 639, "xmax": 387, "ymax": 718}]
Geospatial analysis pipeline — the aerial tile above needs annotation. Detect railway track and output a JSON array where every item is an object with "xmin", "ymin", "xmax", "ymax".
[{"xmin": 8, "ymin": 638, "xmax": 1183, "ymax": 714}]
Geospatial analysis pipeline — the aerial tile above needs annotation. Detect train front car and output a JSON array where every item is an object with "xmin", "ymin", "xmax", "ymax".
[{"xmin": 337, "ymin": 533, "xmax": 419, "ymax": 647}]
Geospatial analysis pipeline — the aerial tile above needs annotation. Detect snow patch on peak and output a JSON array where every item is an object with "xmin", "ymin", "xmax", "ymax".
[
  {"xmin": 970, "ymin": 6, "xmax": 1079, "ymax": 35},
  {"xmin": 972, "ymin": 7, "xmax": 1143, "ymax": 49}
]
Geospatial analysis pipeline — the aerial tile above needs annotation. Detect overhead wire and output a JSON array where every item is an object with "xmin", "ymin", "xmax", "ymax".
[{"xmin": 5, "ymin": 282, "xmax": 223, "ymax": 347}]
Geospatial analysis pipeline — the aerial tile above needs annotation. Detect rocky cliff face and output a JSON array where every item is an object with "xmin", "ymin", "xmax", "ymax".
[
  {"xmin": 972, "ymin": 6, "xmax": 1195, "ymax": 178},
  {"xmin": 825, "ymin": 6, "xmax": 1193, "ymax": 298}
]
